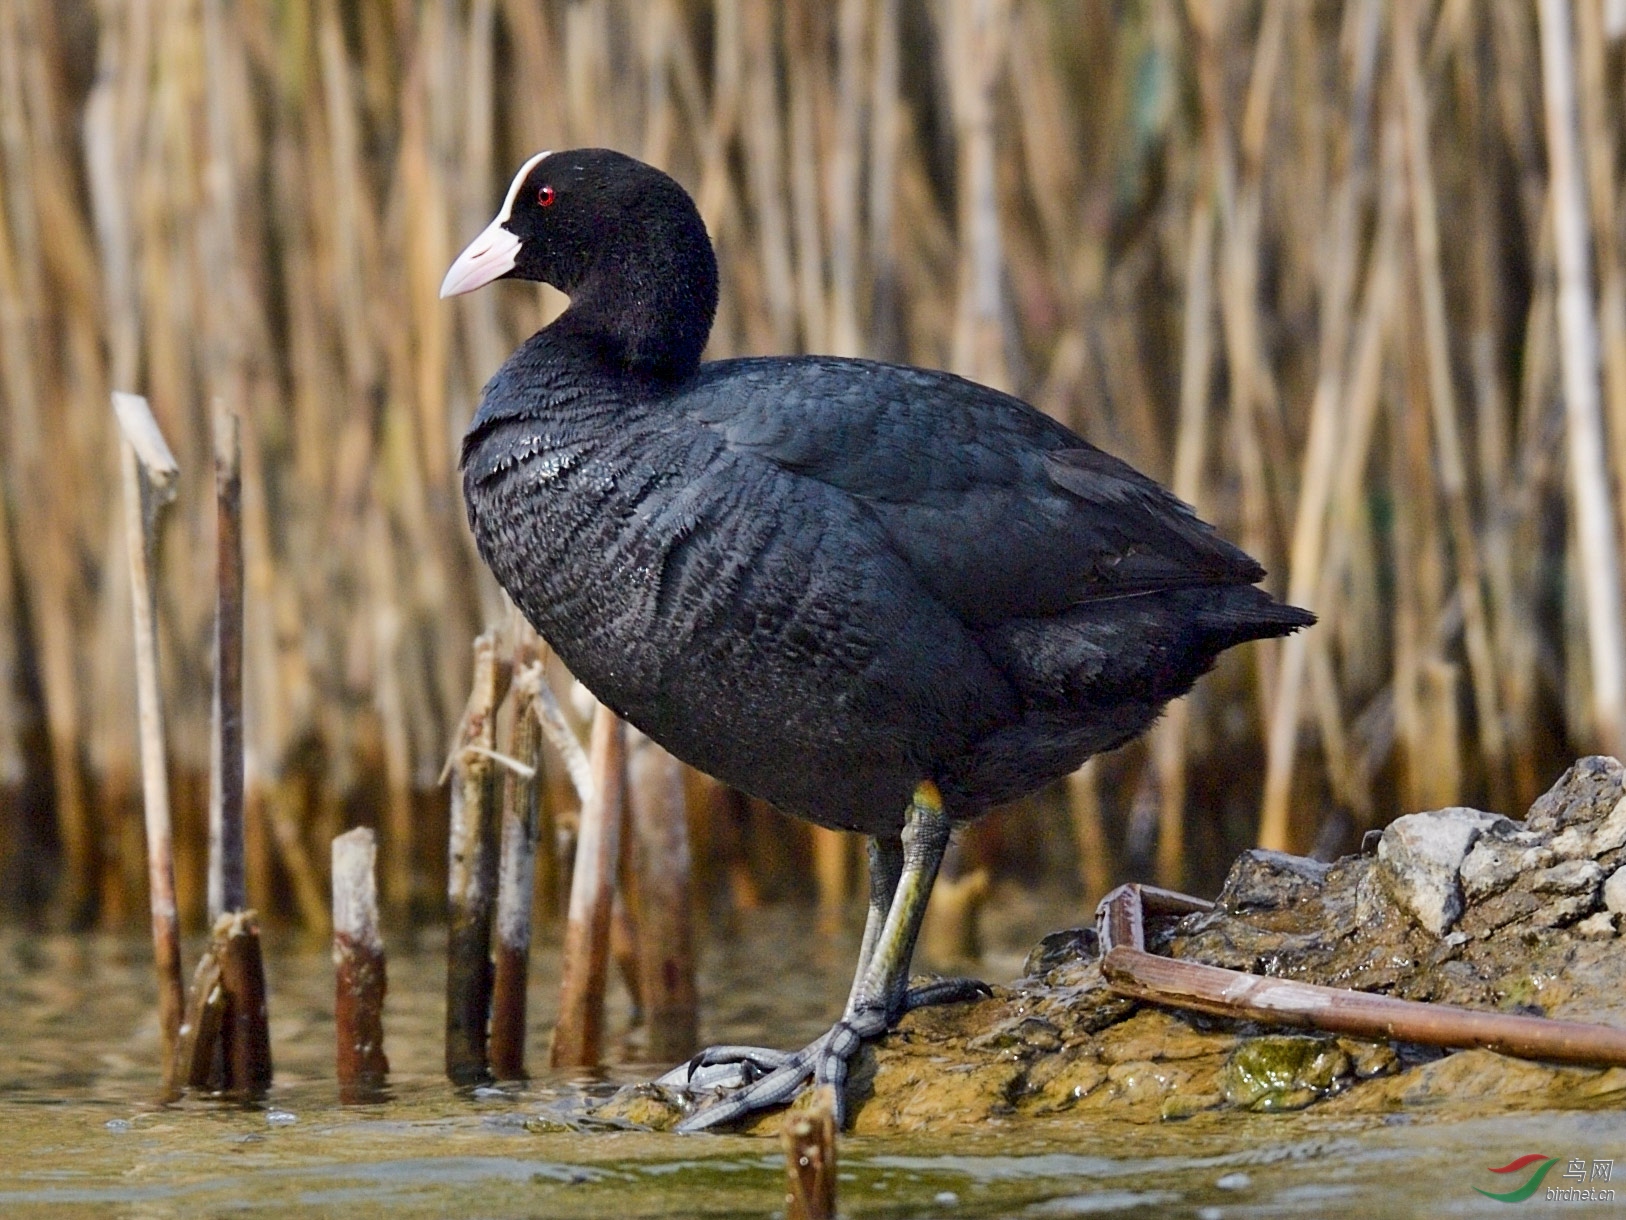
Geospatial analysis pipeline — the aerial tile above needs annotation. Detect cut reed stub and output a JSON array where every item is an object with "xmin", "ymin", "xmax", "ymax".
[
  {"xmin": 175, "ymin": 910, "xmax": 273, "ymax": 1095},
  {"xmin": 549, "ymin": 703, "xmax": 626, "ymax": 1069},
  {"xmin": 216, "ymin": 909, "xmax": 274, "ymax": 1095},
  {"xmin": 490, "ymin": 661, "xmax": 546, "ymax": 1082},
  {"xmin": 781, "ymin": 1085, "xmax": 838, "ymax": 1220},
  {"xmin": 175, "ymin": 950, "xmax": 226, "ymax": 1093},
  {"xmin": 445, "ymin": 632, "xmax": 511, "ymax": 1086},
  {"xmin": 333, "ymin": 827, "xmax": 388, "ymax": 1102},
  {"xmin": 112, "ymin": 390, "xmax": 185, "ymax": 1092},
  {"xmin": 627, "ymin": 730, "xmax": 698, "ymax": 1063}
]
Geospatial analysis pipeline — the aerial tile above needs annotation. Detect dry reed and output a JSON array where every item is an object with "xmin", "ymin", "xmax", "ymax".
[{"xmin": 0, "ymin": 0, "xmax": 1620, "ymax": 930}]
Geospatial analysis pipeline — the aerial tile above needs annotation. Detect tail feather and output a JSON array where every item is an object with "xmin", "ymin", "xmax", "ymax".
[{"xmin": 1193, "ymin": 584, "xmax": 1316, "ymax": 651}]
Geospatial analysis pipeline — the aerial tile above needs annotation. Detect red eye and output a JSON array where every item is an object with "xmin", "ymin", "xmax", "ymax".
[{"xmin": 537, "ymin": 185, "xmax": 556, "ymax": 207}]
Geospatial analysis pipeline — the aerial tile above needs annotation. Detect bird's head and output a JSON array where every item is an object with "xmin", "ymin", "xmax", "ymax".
[{"xmin": 440, "ymin": 148, "xmax": 717, "ymax": 378}]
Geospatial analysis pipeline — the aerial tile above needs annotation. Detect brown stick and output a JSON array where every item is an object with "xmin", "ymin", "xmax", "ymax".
[
  {"xmin": 334, "ymin": 827, "xmax": 389, "ymax": 1102},
  {"xmin": 445, "ymin": 631, "xmax": 511, "ymax": 1085},
  {"xmin": 490, "ymin": 661, "xmax": 545, "ymax": 1080},
  {"xmin": 626, "ymin": 730, "xmax": 698, "ymax": 1062},
  {"xmin": 215, "ymin": 909, "xmax": 273, "ymax": 1095},
  {"xmin": 176, "ymin": 949, "xmax": 226, "ymax": 1093},
  {"xmin": 111, "ymin": 391, "xmax": 184, "ymax": 1093},
  {"xmin": 549, "ymin": 702, "xmax": 625, "ymax": 1068},
  {"xmin": 782, "ymin": 1086, "xmax": 838, "ymax": 1220},
  {"xmin": 208, "ymin": 404, "xmax": 246, "ymax": 920},
  {"xmin": 1097, "ymin": 885, "xmax": 1626, "ymax": 1069}
]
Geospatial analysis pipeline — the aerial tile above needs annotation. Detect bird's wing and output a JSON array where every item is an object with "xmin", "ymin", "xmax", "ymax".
[{"xmin": 678, "ymin": 356, "xmax": 1264, "ymax": 625}]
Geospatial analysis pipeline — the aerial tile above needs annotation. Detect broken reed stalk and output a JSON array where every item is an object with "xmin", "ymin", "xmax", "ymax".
[
  {"xmin": 781, "ymin": 1086, "xmax": 838, "ymax": 1220},
  {"xmin": 215, "ymin": 909, "xmax": 274, "ymax": 1094},
  {"xmin": 531, "ymin": 673, "xmax": 594, "ymax": 805},
  {"xmin": 626, "ymin": 729, "xmax": 698, "ymax": 1062},
  {"xmin": 1097, "ymin": 885, "xmax": 1626, "ymax": 1070},
  {"xmin": 1538, "ymin": 0, "xmax": 1626, "ymax": 759},
  {"xmin": 174, "ymin": 909, "xmax": 274, "ymax": 1094},
  {"xmin": 445, "ymin": 631, "xmax": 511, "ymax": 1085},
  {"xmin": 175, "ymin": 950, "xmax": 226, "ymax": 1091},
  {"xmin": 550, "ymin": 701, "xmax": 626, "ymax": 1068},
  {"xmin": 111, "ymin": 391, "xmax": 184, "ymax": 1092},
  {"xmin": 333, "ymin": 826, "xmax": 389, "ymax": 1102},
  {"xmin": 489, "ymin": 660, "xmax": 546, "ymax": 1080},
  {"xmin": 208, "ymin": 404, "xmax": 246, "ymax": 920}
]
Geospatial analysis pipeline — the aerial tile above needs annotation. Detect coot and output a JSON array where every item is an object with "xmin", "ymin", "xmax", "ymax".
[{"xmin": 442, "ymin": 148, "xmax": 1313, "ymax": 1130}]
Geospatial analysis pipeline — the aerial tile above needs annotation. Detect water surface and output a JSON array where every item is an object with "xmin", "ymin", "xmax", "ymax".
[{"xmin": 0, "ymin": 915, "xmax": 1620, "ymax": 1217}]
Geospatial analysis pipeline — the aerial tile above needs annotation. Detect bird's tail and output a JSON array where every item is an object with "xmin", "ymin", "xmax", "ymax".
[{"xmin": 1189, "ymin": 583, "xmax": 1316, "ymax": 652}]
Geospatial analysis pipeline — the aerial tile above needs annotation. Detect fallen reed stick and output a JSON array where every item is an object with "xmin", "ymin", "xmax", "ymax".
[
  {"xmin": 208, "ymin": 404, "xmax": 246, "ymax": 920},
  {"xmin": 333, "ymin": 826, "xmax": 388, "ymax": 1102},
  {"xmin": 490, "ymin": 660, "xmax": 545, "ymax": 1080},
  {"xmin": 445, "ymin": 631, "xmax": 511, "ymax": 1085},
  {"xmin": 781, "ymin": 1086, "xmax": 838, "ymax": 1220},
  {"xmin": 627, "ymin": 730, "xmax": 698, "ymax": 1062},
  {"xmin": 1097, "ymin": 885, "xmax": 1626, "ymax": 1069},
  {"xmin": 111, "ymin": 390, "xmax": 184, "ymax": 1092},
  {"xmin": 550, "ymin": 701, "xmax": 625, "ymax": 1068}
]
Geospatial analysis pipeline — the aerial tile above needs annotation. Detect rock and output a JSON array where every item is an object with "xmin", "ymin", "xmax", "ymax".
[
  {"xmin": 1218, "ymin": 1036, "xmax": 1351, "ymax": 1111},
  {"xmin": 1159, "ymin": 1091, "xmax": 1222, "ymax": 1120},
  {"xmin": 1213, "ymin": 850, "xmax": 1331, "ymax": 912},
  {"xmin": 1376, "ymin": 808, "xmax": 1512, "ymax": 934},
  {"xmin": 1593, "ymin": 797, "xmax": 1626, "ymax": 856},
  {"xmin": 1549, "ymin": 824, "xmax": 1594, "ymax": 860},
  {"xmin": 1603, "ymin": 865, "xmax": 1626, "ymax": 915},
  {"xmin": 1461, "ymin": 834, "xmax": 1553, "ymax": 902},
  {"xmin": 1526, "ymin": 756, "xmax": 1626, "ymax": 833},
  {"xmin": 1022, "ymin": 927, "xmax": 1096, "ymax": 979},
  {"xmin": 1530, "ymin": 859, "xmax": 1604, "ymax": 897},
  {"xmin": 598, "ymin": 757, "xmax": 1626, "ymax": 1135},
  {"xmin": 1574, "ymin": 911, "xmax": 1617, "ymax": 939},
  {"xmin": 1527, "ymin": 890, "xmax": 1601, "ymax": 930}
]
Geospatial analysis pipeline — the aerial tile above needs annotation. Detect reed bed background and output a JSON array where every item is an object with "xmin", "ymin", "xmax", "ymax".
[{"xmin": 0, "ymin": 0, "xmax": 1622, "ymax": 932}]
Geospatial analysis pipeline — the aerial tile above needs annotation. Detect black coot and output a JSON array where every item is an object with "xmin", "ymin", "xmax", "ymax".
[{"xmin": 442, "ymin": 148, "xmax": 1313, "ymax": 1130}]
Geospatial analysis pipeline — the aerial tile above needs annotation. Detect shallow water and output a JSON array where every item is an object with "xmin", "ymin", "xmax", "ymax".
[{"xmin": 0, "ymin": 913, "xmax": 1622, "ymax": 1218}]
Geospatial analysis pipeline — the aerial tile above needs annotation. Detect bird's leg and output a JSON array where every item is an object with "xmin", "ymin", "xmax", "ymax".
[
  {"xmin": 676, "ymin": 781, "xmax": 981, "ymax": 1132},
  {"xmin": 845, "ymin": 833, "xmax": 905, "ymax": 1014},
  {"xmin": 655, "ymin": 834, "xmax": 903, "ymax": 1094}
]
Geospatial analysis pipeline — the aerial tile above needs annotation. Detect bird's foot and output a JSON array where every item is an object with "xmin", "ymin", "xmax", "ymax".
[
  {"xmin": 902, "ymin": 976, "xmax": 993, "ymax": 1013},
  {"xmin": 667, "ymin": 976, "xmax": 991, "ymax": 1132},
  {"xmin": 653, "ymin": 1044, "xmax": 797, "ymax": 1093}
]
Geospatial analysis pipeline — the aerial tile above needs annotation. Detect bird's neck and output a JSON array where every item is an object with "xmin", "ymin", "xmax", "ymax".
[{"xmin": 551, "ymin": 232, "xmax": 718, "ymax": 382}]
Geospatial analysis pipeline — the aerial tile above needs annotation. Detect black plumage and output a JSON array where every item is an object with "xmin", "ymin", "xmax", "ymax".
[{"xmin": 442, "ymin": 147, "xmax": 1313, "ymax": 1127}]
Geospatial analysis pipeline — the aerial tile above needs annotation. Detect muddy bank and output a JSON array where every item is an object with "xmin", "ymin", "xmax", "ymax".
[{"xmin": 609, "ymin": 757, "xmax": 1626, "ymax": 1133}]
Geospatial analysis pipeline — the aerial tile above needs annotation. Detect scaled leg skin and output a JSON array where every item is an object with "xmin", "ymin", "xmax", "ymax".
[
  {"xmin": 673, "ymin": 781, "xmax": 987, "ymax": 1132},
  {"xmin": 653, "ymin": 835, "xmax": 903, "ymax": 1095}
]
